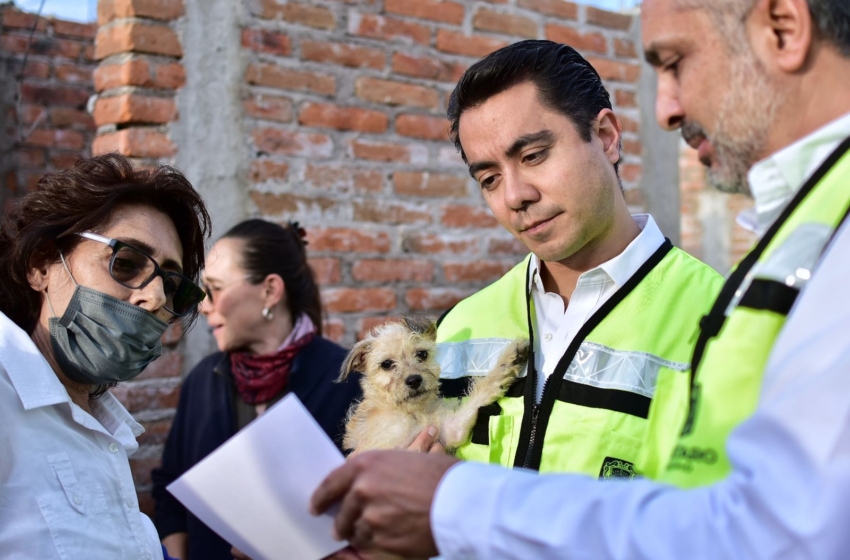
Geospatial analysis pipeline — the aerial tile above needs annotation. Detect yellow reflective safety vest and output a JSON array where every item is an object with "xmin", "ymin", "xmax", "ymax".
[
  {"xmin": 436, "ymin": 239, "xmax": 723, "ymax": 478},
  {"xmin": 663, "ymin": 136, "xmax": 850, "ymax": 487}
]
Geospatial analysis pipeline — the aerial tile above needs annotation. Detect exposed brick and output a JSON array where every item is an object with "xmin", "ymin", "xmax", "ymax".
[
  {"xmin": 623, "ymin": 138, "xmax": 642, "ymax": 155},
  {"xmin": 323, "ymin": 318, "xmax": 345, "ymax": 343},
  {"xmin": 243, "ymin": 94, "xmax": 294, "ymax": 123},
  {"xmin": 53, "ymin": 20, "xmax": 97, "ymax": 39},
  {"xmin": 615, "ymin": 89, "xmax": 636, "ymax": 108},
  {"xmin": 349, "ymin": 139, "xmax": 427, "ymax": 164},
  {"xmin": 136, "ymin": 419, "xmax": 174, "ymax": 446},
  {"xmin": 17, "ymin": 147, "xmax": 46, "ymax": 167},
  {"xmin": 93, "ymin": 59, "xmax": 186, "ymax": 91},
  {"xmin": 241, "ymin": 28, "xmax": 292, "ymax": 56},
  {"xmin": 545, "ymin": 24, "xmax": 607, "ymax": 54},
  {"xmin": 301, "ymin": 40, "xmax": 384, "ymax": 69},
  {"xmin": 324, "ymin": 288, "xmax": 397, "ymax": 313},
  {"xmin": 307, "ymin": 228, "xmax": 391, "ymax": 253},
  {"xmin": 472, "ymin": 9, "xmax": 537, "ymax": 39},
  {"xmin": 488, "ymin": 237, "xmax": 527, "ymax": 255},
  {"xmin": 353, "ymin": 200, "xmax": 432, "ymax": 225},
  {"xmin": 309, "ymin": 257, "xmax": 342, "ymax": 285},
  {"xmin": 436, "ymin": 29, "xmax": 508, "ymax": 58},
  {"xmin": 50, "ymin": 107, "xmax": 95, "ymax": 129},
  {"xmin": 355, "ymin": 77, "xmax": 440, "ymax": 111},
  {"xmin": 304, "ymin": 164, "xmax": 383, "ymax": 193},
  {"xmin": 20, "ymin": 104, "xmax": 46, "ymax": 125},
  {"xmin": 259, "ymin": 1, "xmax": 336, "ymax": 30},
  {"xmin": 402, "ymin": 232, "xmax": 478, "ymax": 255},
  {"xmin": 393, "ymin": 171, "xmax": 468, "ymax": 197},
  {"xmin": 49, "ymin": 152, "xmax": 84, "ymax": 170},
  {"xmin": 615, "ymin": 38, "xmax": 637, "ymax": 58},
  {"xmin": 517, "ymin": 0, "xmax": 577, "ymax": 20},
  {"xmin": 441, "ymin": 204, "xmax": 498, "ymax": 228},
  {"xmin": 111, "ymin": 379, "xmax": 181, "ymax": 413},
  {"xmin": 586, "ymin": 7, "xmax": 633, "ymax": 31},
  {"xmin": 93, "ymin": 94, "xmax": 177, "ymax": 126},
  {"xmin": 246, "ymin": 63, "xmax": 335, "ymax": 96},
  {"xmin": 587, "ymin": 57, "xmax": 640, "ymax": 83},
  {"xmin": 252, "ymin": 127, "xmax": 333, "ymax": 157},
  {"xmin": 619, "ymin": 163, "xmax": 642, "ymax": 183},
  {"xmin": 92, "ymin": 128, "xmax": 176, "ymax": 158},
  {"xmin": 249, "ymin": 191, "xmax": 335, "ymax": 215},
  {"xmin": 129, "ymin": 456, "xmax": 159, "ymax": 486},
  {"xmin": 56, "ymin": 63, "xmax": 97, "ymax": 84},
  {"xmin": 358, "ymin": 316, "xmax": 403, "ymax": 340},
  {"xmin": 619, "ymin": 114, "xmax": 639, "ymax": 133},
  {"xmin": 391, "ymin": 53, "xmax": 466, "ymax": 83},
  {"xmin": 352, "ymin": 259, "xmax": 434, "ymax": 282},
  {"xmin": 396, "ymin": 114, "xmax": 450, "ymax": 141},
  {"xmin": 349, "ymin": 14, "xmax": 430, "ymax": 46},
  {"xmin": 20, "ymin": 61, "xmax": 49, "ymax": 79},
  {"xmin": 405, "ymin": 288, "xmax": 471, "ymax": 311},
  {"xmin": 1, "ymin": 34, "xmax": 83, "ymax": 59},
  {"xmin": 98, "ymin": 0, "xmax": 185, "ymax": 24},
  {"xmin": 135, "ymin": 351, "xmax": 183, "ymax": 380},
  {"xmin": 95, "ymin": 22, "xmax": 182, "ymax": 59},
  {"xmin": 299, "ymin": 102, "xmax": 388, "ymax": 133},
  {"xmin": 24, "ymin": 129, "xmax": 85, "ymax": 150},
  {"xmin": 444, "ymin": 260, "xmax": 512, "ymax": 282},
  {"xmin": 21, "ymin": 83, "xmax": 89, "ymax": 107},
  {"xmin": 384, "ymin": 0, "xmax": 465, "ymax": 24},
  {"xmin": 161, "ymin": 321, "xmax": 184, "ymax": 346},
  {"xmin": 2, "ymin": 9, "xmax": 48, "ymax": 31},
  {"xmin": 249, "ymin": 159, "xmax": 290, "ymax": 182}
]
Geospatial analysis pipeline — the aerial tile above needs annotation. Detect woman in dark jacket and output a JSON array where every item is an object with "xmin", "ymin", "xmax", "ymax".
[{"xmin": 151, "ymin": 219, "xmax": 360, "ymax": 560}]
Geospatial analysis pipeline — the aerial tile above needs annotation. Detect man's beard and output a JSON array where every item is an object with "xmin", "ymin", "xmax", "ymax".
[{"xmin": 686, "ymin": 51, "xmax": 783, "ymax": 196}]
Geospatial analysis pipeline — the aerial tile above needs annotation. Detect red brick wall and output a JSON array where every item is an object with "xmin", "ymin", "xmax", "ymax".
[
  {"xmin": 0, "ymin": 7, "xmax": 96, "ymax": 212},
  {"xmin": 241, "ymin": 0, "xmax": 645, "ymax": 344},
  {"xmin": 679, "ymin": 143, "xmax": 756, "ymax": 271}
]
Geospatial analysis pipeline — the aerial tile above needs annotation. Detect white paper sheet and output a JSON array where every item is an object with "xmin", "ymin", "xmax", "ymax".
[{"xmin": 167, "ymin": 394, "xmax": 347, "ymax": 560}]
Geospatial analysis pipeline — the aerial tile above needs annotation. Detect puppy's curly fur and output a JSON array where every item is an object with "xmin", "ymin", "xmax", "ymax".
[{"xmin": 338, "ymin": 316, "xmax": 529, "ymax": 455}]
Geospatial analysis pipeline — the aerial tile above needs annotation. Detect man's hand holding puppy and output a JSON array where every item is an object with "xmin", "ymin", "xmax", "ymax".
[{"xmin": 312, "ymin": 427, "xmax": 457, "ymax": 558}]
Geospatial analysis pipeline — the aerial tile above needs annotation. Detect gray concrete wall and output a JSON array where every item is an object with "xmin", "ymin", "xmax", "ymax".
[
  {"xmin": 632, "ymin": 15, "xmax": 681, "ymax": 244},
  {"xmin": 172, "ymin": 0, "xmax": 250, "ymax": 369}
]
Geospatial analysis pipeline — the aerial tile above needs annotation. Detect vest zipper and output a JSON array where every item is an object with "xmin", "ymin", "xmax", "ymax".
[{"xmin": 521, "ymin": 375, "xmax": 550, "ymax": 469}]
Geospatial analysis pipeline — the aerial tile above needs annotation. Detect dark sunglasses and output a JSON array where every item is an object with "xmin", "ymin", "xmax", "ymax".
[{"xmin": 77, "ymin": 232, "xmax": 206, "ymax": 317}]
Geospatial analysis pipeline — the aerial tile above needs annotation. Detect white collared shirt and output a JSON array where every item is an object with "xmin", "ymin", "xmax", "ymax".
[
  {"xmin": 432, "ymin": 113, "xmax": 850, "ymax": 559},
  {"xmin": 0, "ymin": 312, "xmax": 164, "ymax": 560},
  {"xmin": 529, "ymin": 214, "xmax": 666, "ymax": 401}
]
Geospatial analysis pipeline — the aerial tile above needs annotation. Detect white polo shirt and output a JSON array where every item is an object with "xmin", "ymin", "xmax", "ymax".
[{"xmin": 0, "ymin": 311, "xmax": 163, "ymax": 560}]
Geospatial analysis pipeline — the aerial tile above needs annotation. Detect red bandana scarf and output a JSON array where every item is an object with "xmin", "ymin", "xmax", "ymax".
[{"xmin": 230, "ymin": 329, "xmax": 315, "ymax": 405}]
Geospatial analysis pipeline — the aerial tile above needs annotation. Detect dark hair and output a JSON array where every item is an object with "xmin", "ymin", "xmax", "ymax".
[
  {"xmin": 806, "ymin": 0, "xmax": 850, "ymax": 55},
  {"xmin": 221, "ymin": 219, "xmax": 323, "ymax": 336},
  {"xmin": 448, "ymin": 40, "xmax": 616, "ymax": 164},
  {"xmin": 0, "ymin": 152, "xmax": 211, "ymax": 334}
]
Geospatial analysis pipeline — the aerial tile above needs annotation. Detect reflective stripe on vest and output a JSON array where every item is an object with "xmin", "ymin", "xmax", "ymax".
[
  {"xmin": 663, "ymin": 135, "xmax": 850, "ymax": 488},
  {"xmin": 437, "ymin": 240, "xmax": 723, "ymax": 478}
]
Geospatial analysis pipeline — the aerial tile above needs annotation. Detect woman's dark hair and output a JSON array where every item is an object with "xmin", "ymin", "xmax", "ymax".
[
  {"xmin": 448, "ymin": 40, "xmax": 615, "ymax": 164},
  {"xmin": 0, "ymin": 152, "xmax": 211, "ymax": 334},
  {"xmin": 221, "ymin": 219, "xmax": 323, "ymax": 336}
]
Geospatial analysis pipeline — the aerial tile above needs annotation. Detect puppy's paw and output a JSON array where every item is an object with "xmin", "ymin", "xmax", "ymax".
[{"xmin": 508, "ymin": 338, "xmax": 531, "ymax": 366}]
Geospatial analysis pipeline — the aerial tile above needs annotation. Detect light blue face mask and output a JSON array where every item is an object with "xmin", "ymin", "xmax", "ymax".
[{"xmin": 48, "ymin": 252, "xmax": 169, "ymax": 386}]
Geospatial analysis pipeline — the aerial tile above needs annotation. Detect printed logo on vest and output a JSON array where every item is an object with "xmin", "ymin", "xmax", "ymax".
[{"xmin": 599, "ymin": 457, "xmax": 637, "ymax": 480}]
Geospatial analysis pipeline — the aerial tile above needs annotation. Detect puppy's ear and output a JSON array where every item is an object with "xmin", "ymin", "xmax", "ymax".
[
  {"xmin": 337, "ymin": 339, "xmax": 370, "ymax": 382},
  {"xmin": 402, "ymin": 315, "xmax": 437, "ymax": 341}
]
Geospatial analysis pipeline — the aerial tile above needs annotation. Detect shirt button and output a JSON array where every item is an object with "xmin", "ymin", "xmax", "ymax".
[
  {"xmin": 73, "ymin": 495, "xmax": 82, "ymax": 505},
  {"xmin": 125, "ymin": 497, "xmax": 135, "ymax": 508},
  {"xmin": 544, "ymin": 333, "xmax": 553, "ymax": 341},
  {"xmin": 108, "ymin": 442, "xmax": 120, "ymax": 453}
]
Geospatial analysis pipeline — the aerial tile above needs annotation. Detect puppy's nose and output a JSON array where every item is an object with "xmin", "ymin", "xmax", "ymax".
[{"xmin": 405, "ymin": 375, "xmax": 422, "ymax": 390}]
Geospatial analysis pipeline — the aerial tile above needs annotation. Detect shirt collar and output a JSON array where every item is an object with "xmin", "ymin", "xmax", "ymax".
[
  {"xmin": 743, "ymin": 111, "xmax": 850, "ymax": 235},
  {"xmin": 528, "ymin": 214, "xmax": 666, "ymax": 293},
  {"xmin": 1, "ymin": 311, "xmax": 144, "ymax": 450}
]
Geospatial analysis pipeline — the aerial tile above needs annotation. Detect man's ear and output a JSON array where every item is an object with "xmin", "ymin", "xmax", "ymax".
[
  {"xmin": 337, "ymin": 339, "xmax": 371, "ymax": 382},
  {"xmin": 594, "ymin": 108, "xmax": 622, "ymax": 167},
  {"xmin": 748, "ymin": 0, "xmax": 813, "ymax": 73}
]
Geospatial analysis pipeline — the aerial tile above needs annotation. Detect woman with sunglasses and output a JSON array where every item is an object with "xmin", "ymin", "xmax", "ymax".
[
  {"xmin": 0, "ymin": 153, "xmax": 210, "ymax": 560},
  {"xmin": 151, "ymin": 218, "xmax": 361, "ymax": 560}
]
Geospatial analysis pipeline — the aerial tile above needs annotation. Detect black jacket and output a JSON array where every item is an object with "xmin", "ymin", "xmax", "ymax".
[{"xmin": 151, "ymin": 336, "xmax": 360, "ymax": 560}]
